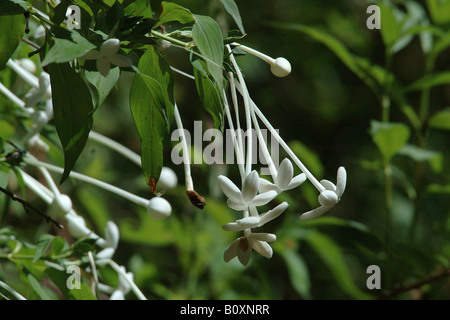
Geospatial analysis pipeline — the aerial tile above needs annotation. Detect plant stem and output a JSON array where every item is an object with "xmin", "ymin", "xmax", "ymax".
[{"xmin": 150, "ymin": 30, "xmax": 190, "ymax": 48}]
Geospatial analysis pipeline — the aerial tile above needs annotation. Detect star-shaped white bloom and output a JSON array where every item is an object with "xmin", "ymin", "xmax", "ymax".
[
  {"xmin": 224, "ymin": 232, "xmax": 276, "ymax": 266},
  {"xmin": 299, "ymin": 166, "xmax": 347, "ymax": 221},
  {"xmin": 80, "ymin": 38, "xmax": 132, "ymax": 77},
  {"xmin": 259, "ymin": 158, "xmax": 306, "ymax": 194},
  {"xmin": 222, "ymin": 202, "xmax": 289, "ymax": 231},
  {"xmin": 218, "ymin": 170, "xmax": 278, "ymax": 211}
]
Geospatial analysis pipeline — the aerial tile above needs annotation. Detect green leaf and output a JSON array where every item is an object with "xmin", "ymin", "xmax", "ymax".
[
  {"xmin": 192, "ymin": 14, "xmax": 224, "ymax": 92},
  {"xmin": 304, "ymin": 230, "xmax": 371, "ymax": 299},
  {"xmin": 130, "ymin": 47, "xmax": 174, "ymax": 191},
  {"xmin": 405, "ymin": 72, "xmax": 450, "ymax": 92},
  {"xmin": 69, "ymin": 282, "xmax": 97, "ymax": 300},
  {"xmin": 398, "ymin": 144, "xmax": 441, "ymax": 162},
  {"xmin": 154, "ymin": 1, "xmax": 194, "ymax": 28},
  {"xmin": 429, "ymin": 109, "xmax": 450, "ymax": 130},
  {"xmin": 0, "ymin": 14, "xmax": 25, "ymax": 70},
  {"xmin": 280, "ymin": 248, "xmax": 311, "ymax": 299},
  {"xmin": 192, "ymin": 59, "xmax": 224, "ymax": 129},
  {"xmin": 426, "ymin": 0, "xmax": 450, "ymax": 25},
  {"xmin": 48, "ymin": 63, "xmax": 94, "ymax": 184},
  {"xmin": 0, "ymin": 0, "xmax": 28, "ymax": 16},
  {"xmin": 219, "ymin": 0, "xmax": 245, "ymax": 35},
  {"xmin": 123, "ymin": 0, "xmax": 153, "ymax": 18},
  {"xmin": 28, "ymin": 273, "xmax": 54, "ymax": 300},
  {"xmin": 33, "ymin": 234, "xmax": 54, "ymax": 262},
  {"xmin": 370, "ymin": 121, "xmax": 410, "ymax": 161},
  {"xmin": 84, "ymin": 67, "xmax": 120, "ymax": 108},
  {"xmin": 41, "ymin": 28, "xmax": 96, "ymax": 66},
  {"xmin": 378, "ymin": 3, "xmax": 401, "ymax": 49}
]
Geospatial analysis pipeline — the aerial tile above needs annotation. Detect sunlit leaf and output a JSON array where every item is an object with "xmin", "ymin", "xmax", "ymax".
[
  {"xmin": 219, "ymin": 0, "xmax": 245, "ymax": 35},
  {"xmin": 154, "ymin": 1, "xmax": 194, "ymax": 28},
  {"xmin": 0, "ymin": 14, "xmax": 25, "ymax": 70},
  {"xmin": 280, "ymin": 248, "xmax": 311, "ymax": 299},
  {"xmin": 405, "ymin": 72, "xmax": 450, "ymax": 92},
  {"xmin": 370, "ymin": 121, "xmax": 410, "ymax": 161},
  {"xmin": 429, "ymin": 109, "xmax": 450, "ymax": 130}
]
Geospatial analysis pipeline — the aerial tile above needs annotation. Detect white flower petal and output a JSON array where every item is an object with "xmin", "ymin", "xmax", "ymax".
[
  {"xmin": 318, "ymin": 190, "xmax": 338, "ymax": 207},
  {"xmin": 227, "ymin": 199, "xmax": 248, "ymax": 211},
  {"xmin": 286, "ymin": 173, "xmax": 306, "ymax": 190},
  {"xmin": 320, "ymin": 179, "xmax": 336, "ymax": 191},
  {"xmin": 218, "ymin": 175, "xmax": 242, "ymax": 202},
  {"xmin": 110, "ymin": 54, "xmax": 132, "ymax": 67},
  {"xmin": 250, "ymin": 239, "xmax": 273, "ymax": 259},
  {"xmin": 237, "ymin": 240, "xmax": 252, "ymax": 266},
  {"xmin": 110, "ymin": 290, "xmax": 125, "ymax": 300},
  {"xmin": 258, "ymin": 202, "xmax": 289, "ymax": 226},
  {"xmin": 251, "ymin": 190, "xmax": 278, "ymax": 207},
  {"xmin": 104, "ymin": 221, "xmax": 120, "ymax": 249},
  {"xmin": 299, "ymin": 205, "xmax": 329, "ymax": 221},
  {"xmin": 96, "ymin": 57, "xmax": 111, "ymax": 77},
  {"xmin": 224, "ymin": 238, "xmax": 240, "ymax": 262},
  {"xmin": 249, "ymin": 232, "xmax": 276, "ymax": 242},
  {"xmin": 242, "ymin": 170, "xmax": 259, "ymax": 202},
  {"xmin": 336, "ymin": 166, "xmax": 347, "ymax": 198},
  {"xmin": 100, "ymin": 38, "xmax": 120, "ymax": 56},
  {"xmin": 258, "ymin": 177, "xmax": 276, "ymax": 193},
  {"xmin": 276, "ymin": 158, "xmax": 294, "ymax": 190},
  {"xmin": 96, "ymin": 247, "xmax": 115, "ymax": 260},
  {"xmin": 66, "ymin": 214, "xmax": 91, "ymax": 238}
]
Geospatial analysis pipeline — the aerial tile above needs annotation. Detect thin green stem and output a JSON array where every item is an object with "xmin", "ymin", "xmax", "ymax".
[{"xmin": 150, "ymin": 30, "xmax": 190, "ymax": 48}]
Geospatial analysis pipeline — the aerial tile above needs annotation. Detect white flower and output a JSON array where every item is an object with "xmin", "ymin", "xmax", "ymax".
[
  {"xmin": 51, "ymin": 193, "xmax": 72, "ymax": 215},
  {"xmin": 222, "ymin": 202, "xmax": 289, "ymax": 231},
  {"xmin": 259, "ymin": 158, "xmax": 306, "ymax": 193},
  {"xmin": 299, "ymin": 167, "xmax": 347, "ymax": 221},
  {"xmin": 96, "ymin": 221, "xmax": 120, "ymax": 249},
  {"xmin": 218, "ymin": 170, "xmax": 278, "ymax": 211},
  {"xmin": 110, "ymin": 290, "xmax": 125, "ymax": 300},
  {"xmin": 146, "ymin": 197, "xmax": 172, "ymax": 219},
  {"xmin": 66, "ymin": 214, "xmax": 91, "ymax": 238},
  {"xmin": 270, "ymin": 57, "xmax": 291, "ymax": 78},
  {"xmin": 157, "ymin": 167, "xmax": 178, "ymax": 190},
  {"xmin": 224, "ymin": 232, "xmax": 276, "ymax": 266},
  {"xmin": 80, "ymin": 38, "xmax": 132, "ymax": 77}
]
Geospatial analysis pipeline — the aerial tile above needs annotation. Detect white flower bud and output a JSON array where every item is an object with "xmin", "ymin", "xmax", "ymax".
[
  {"xmin": 318, "ymin": 190, "xmax": 339, "ymax": 207},
  {"xmin": 52, "ymin": 194, "xmax": 73, "ymax": 215},
  {"xmin": 270, "ymin": 57, "xmax": 291, "ymax": 77},
  {"xmin": 17, "ymin": 59, "xmax": 37, "ymax": 74},
  {"xmin": 157, "ymin": 167, "xmax": 178, "ymax": 190},
  {"xmin": 66, "ymin": 214, "xmax": 91, "ymax": 238},
  {"xmin": 103, "ymin": 221, "xmax": 120, "ymax": 249},
  {"xmin": 157, "ymin": 39, "xmax": 171, "ymax": 52},
  {"xmin": 146, "ymin": 197, "xmax": 172, "ymax": 219}
]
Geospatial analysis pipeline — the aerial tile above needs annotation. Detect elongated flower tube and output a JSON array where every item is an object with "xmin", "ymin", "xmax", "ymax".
[
  {"xmin": 224, "ymin": 232, "xmax": 276, "ymax": 266},
  {"xmin": 218, "ymin": 170, "xmax": 277, "ymax": 212},
  {"xmin": 231, "ymin": 43, "xmax": 292, "ymax": 77},
  {"xmin": 299, "ymin": 167, "xmax": 347, "ymax": 221},
  {"xmin": 80, "ymin": 38, "xmax": 132, "ymax": 77}
]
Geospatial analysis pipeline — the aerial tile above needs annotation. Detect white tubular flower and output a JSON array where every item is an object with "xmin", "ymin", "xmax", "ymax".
[
  {"xmin": 80, "ymin": 38, "xmax": 132, "ymax": 77},
  {"xmin": 51, "ymin": 193, "xmax": 72, "ymax": 215},
  {"xmin": 96, "ymin": 247, "xmax": 116, "ymax": 266},
  {"xmin": 24, "ymin": 72, "xmax": 52, "ymax": 108},
  {"xmin": 218, "ymin": 170, "xmax": 278, "ymax": 211},
  {"xmin": 16, "ymin": 59, "xmax": 37, "ymax": 74},
  {"xmin": 66, "ymin": 214, "xmax": 91, "ymax": 238},
  {"xmin": 97, "ymin": 221, "xmax": 120, "ymax": 249},
  {"xmin": 299, "ymin": 167, "xmax": 347, "ymax": 221},
  {"xmin": 146, "ymin": 197, "xmax": 172, "ymax": 219},
  {"xmin": 157, "ymin": 167, "xmax": 178, "ymax": 190},
  {"xmin": 259, "ymin": 158, "xmax": 306, "ymax": 194},
  {"xmin": 224, "ymin": 232, "xmax": 276, "ymax": 266},
  {"xmin": 110, "ymin": 290, "xmax": 125, "ymax": 300},
  {"xmin": 222, "ymin": 202, "xmax": 289, "ymax": 231}
]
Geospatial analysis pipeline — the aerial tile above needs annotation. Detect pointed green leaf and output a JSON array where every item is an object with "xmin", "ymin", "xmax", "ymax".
[
  {"xmin": 219, "ymin": 0, "xmax": 245, "ymax": 34},
  {"xmin": 280, "ymin": 248, "xmax": 311, "ymax": 299},
  {"xmin": 192, "ymin": 14, "xmax": 224, "ymax": 92},
  {"xmin": 84, "ymin": 67, "xmax": 120, "ymax": 108},
  {"xmin": 192, "ymin": 59, "xmax": 224, "ymax": 129},
  {"xmin": 370, "ymin": 121, "xmax": 410, "ymax": 161},
  {"xmin": 48, "ymin": 63, "xmax": 94, "ymax": 184},
  {"xmin": 426, "ymin": 0, "xmax": 450, "ymax": 25},
  {"xmin": 154, "ymin": 1, "xmax": 194, "ymax": 28},
  {"xmin": 0, "ymin": 0, "xmax": 28, "ymax": 16},
  {"xmin": 28, "ymin": 274, "xmax": 54, "ymax": 300},
  {"xmin": 41, "ymin": 28, "xmax": 96, "ymax": 66},
  {"xmin": 130, "ymin": 47, "xmax": 174, "ymax": 190},
  {"xmin": 405, "ymin": 72, "xmax": 450, "ymax": 92},
  {"xmin": 0, "ymin": 14, "xmax": 25, "ymax": 70}
]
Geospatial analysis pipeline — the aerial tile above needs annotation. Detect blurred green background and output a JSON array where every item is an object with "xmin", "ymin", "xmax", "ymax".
[{"xmin": 1, "ymin": 0, "xmax": 449, "ymax": 300}]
